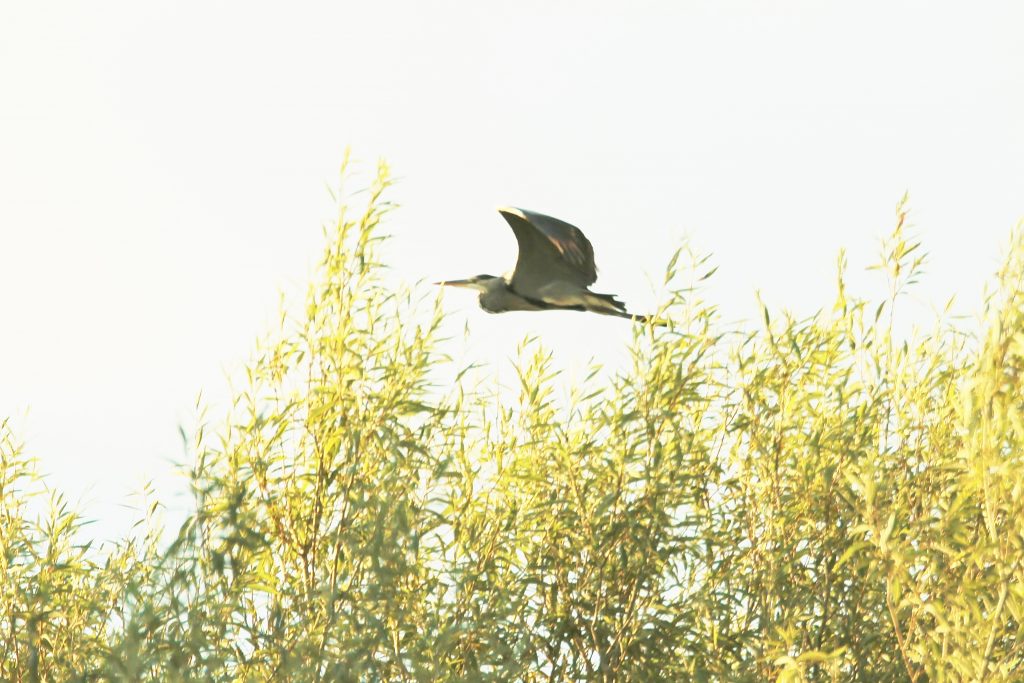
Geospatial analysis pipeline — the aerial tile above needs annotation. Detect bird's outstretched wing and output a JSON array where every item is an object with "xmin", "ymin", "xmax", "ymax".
[{"xmin": 499, "ymin": 207, "xmax": 598, "ymax": 297}]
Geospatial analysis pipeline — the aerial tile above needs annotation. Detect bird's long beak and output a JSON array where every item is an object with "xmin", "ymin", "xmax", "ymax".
[{"xmin": 434, "ymin": 279, "xmax": 475, "ymax": 288}]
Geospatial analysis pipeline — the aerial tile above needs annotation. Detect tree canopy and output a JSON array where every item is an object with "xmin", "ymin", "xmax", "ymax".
[{"xmin": 2, "ymin": 163, "xmax": 1023, "ymax": 681}]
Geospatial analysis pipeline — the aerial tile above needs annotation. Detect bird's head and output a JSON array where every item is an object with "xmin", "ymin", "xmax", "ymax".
[{"xmin": 434, "ymin": 274, "xmax": 503, "ymax": 292}]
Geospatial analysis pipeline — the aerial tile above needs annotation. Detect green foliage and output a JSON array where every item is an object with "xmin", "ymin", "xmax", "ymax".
[
  {"xmin": 0, "ymin": 421, "xmax": 161, "ymax": 680},
  {"xmin": 2, "ymin": 165, "xmax": 1022, "ymax": 681}
]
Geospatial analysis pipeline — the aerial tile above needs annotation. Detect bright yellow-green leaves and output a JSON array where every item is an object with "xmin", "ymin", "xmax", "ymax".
[{"xmin": 1, "ymin": 176, "xmax": 1022, "ymax": 681}]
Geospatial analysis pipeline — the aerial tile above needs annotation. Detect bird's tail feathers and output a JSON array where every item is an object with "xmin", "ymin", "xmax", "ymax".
[
  {"xmin": 584, "ymin": 293, "xmax": 668, "ymax": 327},
  {"xmin": 584, "ymin": 292, "xmax": 628, "ymax": 313}
]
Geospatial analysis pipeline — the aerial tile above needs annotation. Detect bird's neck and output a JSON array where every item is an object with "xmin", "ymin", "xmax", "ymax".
[{"xmin": 478, "ymin": 278, "xmax": 510, "ymax": 313}]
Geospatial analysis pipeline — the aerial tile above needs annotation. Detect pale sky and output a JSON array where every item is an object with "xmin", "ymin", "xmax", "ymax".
[{"xmin": 2, "ymin": 1, "xmax": 1022, "ymax": 541}]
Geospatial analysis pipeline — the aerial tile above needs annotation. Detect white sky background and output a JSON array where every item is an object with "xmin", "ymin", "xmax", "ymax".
[{"xmin": 1, "ymin": 1, "xmax": 1022, "ymax": 542}]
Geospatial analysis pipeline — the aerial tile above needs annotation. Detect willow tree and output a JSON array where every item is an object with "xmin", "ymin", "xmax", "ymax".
[{"xmin": 1, "ymin": 161, "xmax": 1022, "ymax": 681}]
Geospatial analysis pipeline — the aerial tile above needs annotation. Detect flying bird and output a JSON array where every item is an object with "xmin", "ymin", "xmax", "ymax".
[{"xmin": 437, "ymin": 207, "xmax": 658, "ymax": 324}]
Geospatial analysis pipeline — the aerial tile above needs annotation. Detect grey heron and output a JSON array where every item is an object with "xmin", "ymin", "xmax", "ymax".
[{"xmin": 437, "ymin": 207, "xmax": 658, "ymax": 324}]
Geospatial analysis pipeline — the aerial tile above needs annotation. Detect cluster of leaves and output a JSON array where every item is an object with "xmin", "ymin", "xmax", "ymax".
[{"xmin": 1, "ymin": 164, "xmax": 1022, "ymax": 681}]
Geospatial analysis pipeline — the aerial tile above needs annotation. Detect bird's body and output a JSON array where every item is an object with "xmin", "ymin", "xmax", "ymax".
[{"xmin": 438, "ymin": 207, "xmax": 656, "ymax": 324}]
